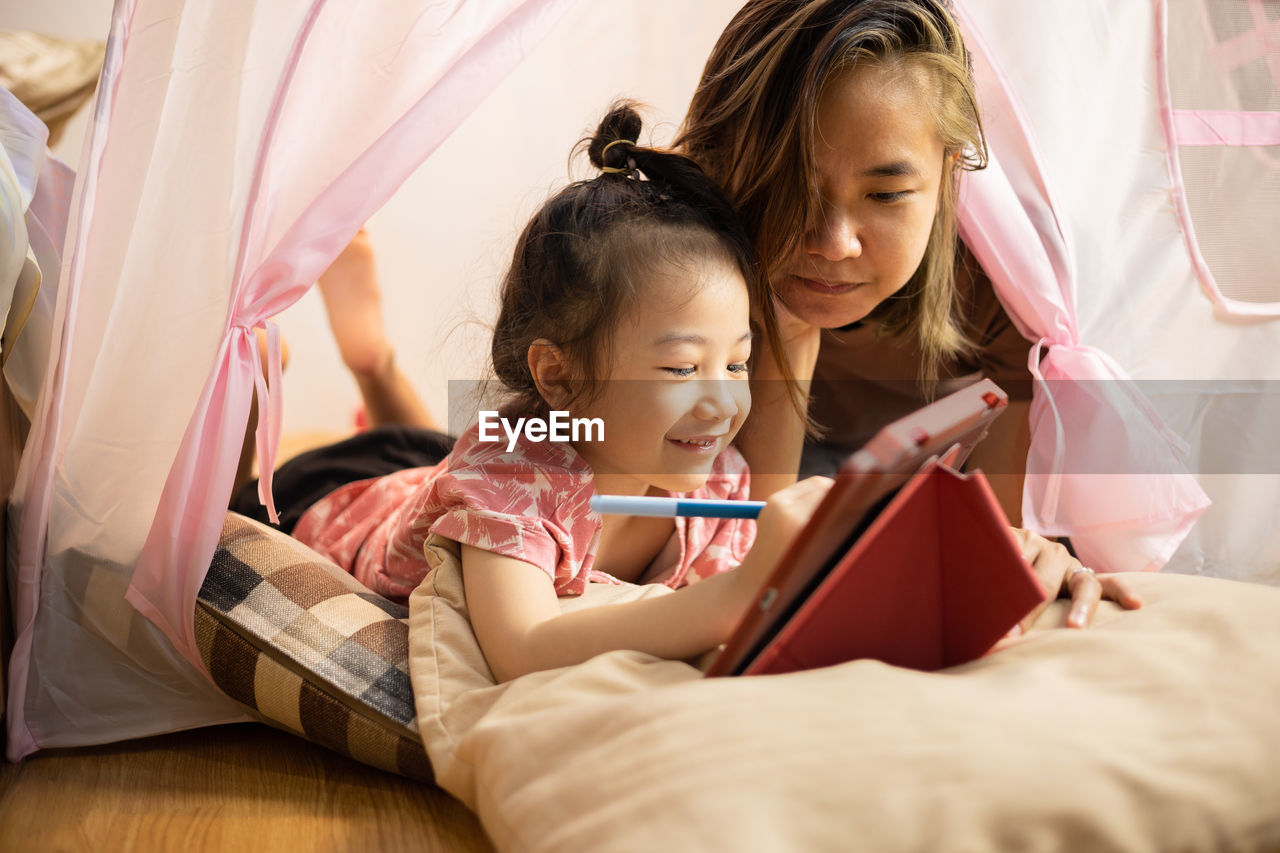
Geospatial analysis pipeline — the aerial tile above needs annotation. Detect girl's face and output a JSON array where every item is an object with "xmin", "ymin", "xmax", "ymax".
[
  {"xmin": 571, "ymin": 256, "xmax": 753, "ymax": 497},
  {"xmin": 775, "ymin": 62, "xmax": 947, "ymax": 329}
]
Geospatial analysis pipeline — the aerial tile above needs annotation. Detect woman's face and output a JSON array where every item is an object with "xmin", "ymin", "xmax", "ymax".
[{"xmin": 774, "ymin": 62, "xmax": 947, "ymax": 329}]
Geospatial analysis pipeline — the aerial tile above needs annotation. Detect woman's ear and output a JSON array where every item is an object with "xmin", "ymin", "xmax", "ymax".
[{"xmin": 528, "ymin": 339, "xmax": 571, "ymax": 410}]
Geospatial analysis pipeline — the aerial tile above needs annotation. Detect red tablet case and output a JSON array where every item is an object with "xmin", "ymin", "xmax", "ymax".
[
  {"xmin": 742, "ymin": 461, "xmax": 1046, "ymax": 675},
  {"xmin": 704, "ymin": 379, "xmax": 1048, "ymax": 677}
]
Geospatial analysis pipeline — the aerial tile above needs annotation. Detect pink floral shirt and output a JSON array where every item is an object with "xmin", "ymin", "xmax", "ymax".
[{"xmin": 292, "ymin": 423, "xmax": 756, "ymax": 601}]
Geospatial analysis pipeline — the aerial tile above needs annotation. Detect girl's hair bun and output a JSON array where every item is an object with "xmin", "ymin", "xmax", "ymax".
[
  {"xmin": 587, "ymin": 102, "xmax": 644, "ymax": 172},
  {"xmin": 491, "ymin": 97, "xmax": 803, "ymax": 425}
]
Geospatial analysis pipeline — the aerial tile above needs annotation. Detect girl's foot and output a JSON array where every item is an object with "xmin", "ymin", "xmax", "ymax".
[
  {"xmin": 315, "ymin": 228, "xmax": 439, "ymax": 430},
  {"xmin": 316, "ymin": 228, "xmax": 395, "ymax": 379}
]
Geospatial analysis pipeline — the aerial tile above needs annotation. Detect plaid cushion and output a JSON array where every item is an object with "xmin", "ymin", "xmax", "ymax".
[{"xmin": 196, "ymin": 512, "xmax": 432, "ymax": 782}]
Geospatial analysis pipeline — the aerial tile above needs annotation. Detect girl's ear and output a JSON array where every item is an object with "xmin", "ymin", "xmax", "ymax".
[{"xmin": 528, "ymin": 339, "xmax": 571, "ymax": 410}]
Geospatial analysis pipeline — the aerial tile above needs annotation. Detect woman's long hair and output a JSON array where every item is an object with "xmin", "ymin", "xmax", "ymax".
[{"xmin": 677, "ymin": 0, "xmax": 989, "ymax": 392}]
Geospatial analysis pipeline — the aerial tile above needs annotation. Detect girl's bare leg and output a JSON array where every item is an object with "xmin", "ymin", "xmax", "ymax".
[
  {"xmin": 316, "ymin": 228, "xmax": 438, "ymax": 430},
  {"xmin": 233, "ymin": 230, "xmax": 439, "ymax": 502}
]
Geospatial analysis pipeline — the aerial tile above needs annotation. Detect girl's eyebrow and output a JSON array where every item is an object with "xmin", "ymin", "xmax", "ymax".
[{"xmin": 652, "ymin": 331, "xmax": 754, "ymax": 346}]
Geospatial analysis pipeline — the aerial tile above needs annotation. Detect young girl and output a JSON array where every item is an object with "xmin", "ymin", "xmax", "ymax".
[{"xmin": 291, "ymin": 104, "xmax": 829, "ymax": 682}]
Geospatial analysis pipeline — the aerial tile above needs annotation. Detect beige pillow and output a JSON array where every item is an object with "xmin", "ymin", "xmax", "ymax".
[{"xmin": 411, "ymin": 543, "xmax": 1280, "ymax": 852}]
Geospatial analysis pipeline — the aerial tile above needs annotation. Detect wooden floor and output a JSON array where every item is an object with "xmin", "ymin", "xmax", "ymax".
[
  {"xmin": 0, "ymin": 412, "xmax": 492, "ymax": 850},
  {"xmin": 0, "ymin": 723, "xmax": 493, "ymax": 852}
]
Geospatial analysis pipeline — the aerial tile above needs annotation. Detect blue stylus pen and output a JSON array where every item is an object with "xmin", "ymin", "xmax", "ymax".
[{"xmin": 589, "ymin": 494, "xmax": 766, "ymax": 519}]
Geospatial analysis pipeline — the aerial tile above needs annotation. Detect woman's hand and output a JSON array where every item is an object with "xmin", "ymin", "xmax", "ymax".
[
  {"xmin": 1010, "ymin": 528, "xmax": 1143, "ymax": 634},
  {"xmin": 740, "ymin": 299, "xmax": 823, "ymax": 502}
]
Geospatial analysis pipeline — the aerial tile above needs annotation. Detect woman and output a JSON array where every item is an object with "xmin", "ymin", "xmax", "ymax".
[
  {"xmin": 677, "ymin": 0, "xmax": 1027, "ymax": 504},
  {"xmin": 669, "ymin": 0, "xmax": 1136, "ymax": 629}
]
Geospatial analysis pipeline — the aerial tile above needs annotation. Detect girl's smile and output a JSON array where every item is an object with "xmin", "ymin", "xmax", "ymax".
[{"xmin": 667, "ymin": 433, "xmax": 728, "ymax": 453}]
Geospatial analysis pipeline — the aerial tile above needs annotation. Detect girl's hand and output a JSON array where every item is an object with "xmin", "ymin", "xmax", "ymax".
[
  {"xmin": 465, "ymin": 478, "xmax": 833, "ymax": 680},
  {"xmin": 736, "ymin": 476, "xmax": 835, "ymax": 593},
  {"xmin": 1009, "ymin": 528, "xmax": 1143, "ymax": 635}
]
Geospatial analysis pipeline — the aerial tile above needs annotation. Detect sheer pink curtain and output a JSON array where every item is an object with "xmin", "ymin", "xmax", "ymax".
[
  {"xmin": 954, "ymin": 2, "xmax": 1210, "ymax": 573},
  {"xmin": 6, "ymin": 0, "xmax": 575, "ymax": 758},
  {"xmin": 125, "ymin": 0, "xmax": 579, "ymax": 667}
]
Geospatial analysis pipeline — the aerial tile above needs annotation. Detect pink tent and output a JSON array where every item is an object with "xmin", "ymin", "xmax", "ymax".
[
  {"xmin": 5, "ymin": 0, "xmax": 577, "ymax": 760},
  {"xmin": 4, "ymin": 0, "xmax": 1277, "ymax": 760}
]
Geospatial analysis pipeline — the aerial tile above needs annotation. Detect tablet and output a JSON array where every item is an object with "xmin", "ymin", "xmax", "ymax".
[{"xmin": 705, "ymin": 378, "xmax": 1023, "ymax": 677}]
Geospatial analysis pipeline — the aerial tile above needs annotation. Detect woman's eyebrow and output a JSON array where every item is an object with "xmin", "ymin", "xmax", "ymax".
[{"xmin": 862, "ymin": 160, "xmax": 920, "ymax": 178}]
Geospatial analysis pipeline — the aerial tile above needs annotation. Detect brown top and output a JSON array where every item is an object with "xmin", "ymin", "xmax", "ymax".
[{"xmin": 806, "ymin": 255, "xmax": 1034, "ymax": 456}]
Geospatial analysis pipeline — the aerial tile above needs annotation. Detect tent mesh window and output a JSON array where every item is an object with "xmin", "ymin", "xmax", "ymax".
[{"xmin": 1169, "ymin": 0, "xmax": 1280, "ymax": 306}]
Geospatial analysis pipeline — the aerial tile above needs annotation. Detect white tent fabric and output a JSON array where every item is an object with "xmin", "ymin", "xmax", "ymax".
[
  {"xmin": 957, "ymin": 0, "xmax": 1279, "ymax": 585},
  {"xmin": 0, "ymin": 87, "xmax": 68, "ymax": 420},
  {"xmin": 4, "ymin": 0, "xmax": 1277, "ymax": 761},
  {"xmin": 5, "ymin": 0, "xmax": 577, "ymax": 760},
  {"xmin": 954, "ymin": 0, "xmax": 1211, "ymax": 576},
  {"xmin": 0, "ymin": 88, "xmax": 43, "ymax": 354}
]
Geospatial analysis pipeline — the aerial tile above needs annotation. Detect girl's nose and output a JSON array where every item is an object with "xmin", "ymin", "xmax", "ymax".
[
  {"xmin": 693, "ymin": 379, "xmax": 741, "ymax": 421},
  {"xmin": 806, "ymin": 211, "xmax": 862, "ymax": 262}
]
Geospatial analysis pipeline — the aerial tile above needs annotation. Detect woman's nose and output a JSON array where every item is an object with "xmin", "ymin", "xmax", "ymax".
[{"xmin": 806, "ymin": 211, "xmax": 862, "ymax": 262}]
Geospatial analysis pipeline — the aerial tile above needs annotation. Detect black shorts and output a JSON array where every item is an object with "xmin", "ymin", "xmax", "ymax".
[{"xmin": 229, "ymin": 425, "xmax": 456, "ymax": 534}]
